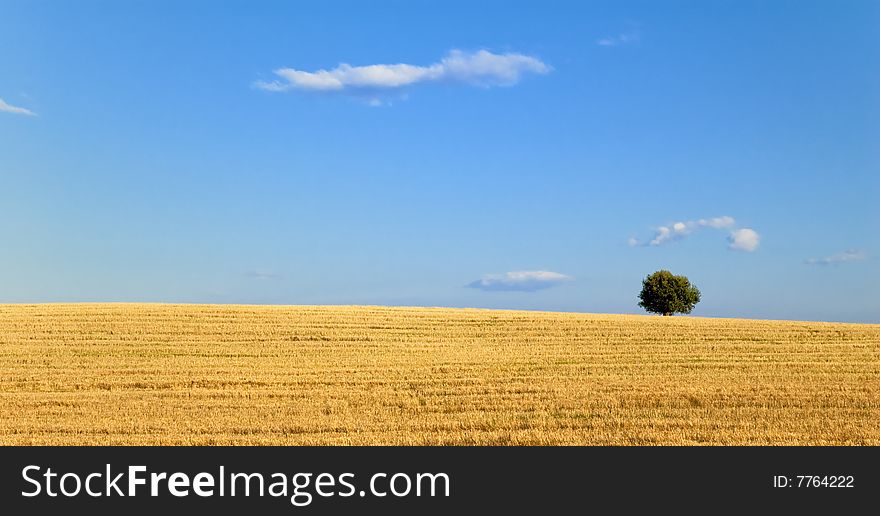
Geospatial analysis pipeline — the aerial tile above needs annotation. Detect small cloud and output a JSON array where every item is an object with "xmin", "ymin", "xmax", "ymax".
[
  {"xmin": 597, "ymin": 29, "xmax": 640, "ymax": 47},
  {"xmin": 631, "ymin": 215, "xmax": 738, "ymax": 247},
  {"xmin": 467, "ymin": 270, "xmax": 572, "ymax": 292},
  {"xmin": 244, "ymin": 269, "xmax": 282, "ymax": 280},
  {"xmin": 630, "ymin": 216, "xmax": 759, "ymax": 252},
  {"xmin": 698, "ymin": 216, "xmax": 736, "ymax": 229},
  {"xmin": 0, "ymin": 98, "xmax": 37, "ymax": 116},
  {"xmin": 728, "ymin": 228, "xmax": 760, "ymax": 252},
  {"xmin": 254, "ymin": 49, "xmax": 551, "ymax": 101},
  {"xmin": 805, "ymin": 249, "xmax": 868, "ymax": 266}
]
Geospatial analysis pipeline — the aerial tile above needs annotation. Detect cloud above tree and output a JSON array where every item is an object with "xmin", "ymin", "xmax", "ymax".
[
  {"xmin": 629, "ymin": 216, "xmax": 760, "ymax": 252},
  {"xmin": 467, "ymin": 271, "xmax": 571, "ymax": 292}
]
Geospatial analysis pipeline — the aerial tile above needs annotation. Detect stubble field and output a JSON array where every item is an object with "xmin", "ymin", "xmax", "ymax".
[{"xmin": 0, "ymin": 303, "xmax": 877, "ymax": 445}]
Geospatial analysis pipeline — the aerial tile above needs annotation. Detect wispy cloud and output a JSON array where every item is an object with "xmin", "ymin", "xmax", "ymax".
[
  {"xmin": 597, "ymin": 29, "xmax": 640, "ymax": 47},
  {"xmin": 467, "ymin": 270, "xmax": 572, "ymax": 292},
  {"xmin": 0, "ymin": 98, "xmax": 37, "ymax": 116},
  {"xmin": 244, "ymin": 269, "xmax": 282, "ymax": 280},
  {"xmin": 630, "ymin": 216, "xmax": 760, "ymax": 252},
  {"xmin": 805, "ymin": 249, "xmax": 868, "ymax": 266},
  {"xmin": 254, "ymin": 49, "xmax": 551, "ymax": 100},
  {"xmin": 649, "ymin": 216, "xmax": 736, "ymax": 246}
]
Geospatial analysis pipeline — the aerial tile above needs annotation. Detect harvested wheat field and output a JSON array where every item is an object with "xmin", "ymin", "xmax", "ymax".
[{"xmin": 0, "ymin": 303, "xmax": 878, "ymax": 445}]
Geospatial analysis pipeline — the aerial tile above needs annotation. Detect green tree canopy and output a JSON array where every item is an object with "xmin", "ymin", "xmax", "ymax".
[{"xmin": 638, "ymin": 270, "xmax": 701, "ymax": 316}]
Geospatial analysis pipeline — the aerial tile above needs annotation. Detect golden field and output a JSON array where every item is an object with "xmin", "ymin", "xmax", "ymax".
[{"xmin": 0, "ymin": 303, "xmax": 877, "ymax": 445}]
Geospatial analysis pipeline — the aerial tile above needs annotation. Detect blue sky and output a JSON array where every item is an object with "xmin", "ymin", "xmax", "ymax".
[{"xmin": 1, "ymin": 1, "xmax": 878, "ymax": 322}]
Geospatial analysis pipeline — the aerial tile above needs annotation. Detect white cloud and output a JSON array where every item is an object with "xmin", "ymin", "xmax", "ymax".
[
  {"xmin": 632, "ymin": 215, "xmax": 737, "ymax": 247},
  {"xmin": 728, "ymin": 228, "xmax": 760, "ymax": 252},
  {"xmin": 698, "ymin": 216, "xmax": 736, "ymax": 229},
  {"xmin": 805, "ymin": 249, "xmax": 868, "ymax": 266},
  {"xmin": 649, "ymin": 225, "xmax": 677, "ymax": 246},
  {"xmin": 0, "ymin": 98, "xmax": 37, "ymax": 116},
  {"xmin": 439, "ymin": 49, "xmax": 550, "ymax": 86},
  {"xmin": 254, "ymin": 49, "xmax": 551, "ymax": 95},
  {"xmin": 630, "ymin": 216, "xmax": 759, "ymax": 252},
  {"xmin": 467, "ymin": 270, "xmax": 571, "ymax": 292},
  {"xmin": 597, "ymin": 30, "xmax": 640, "ymax": 47}
]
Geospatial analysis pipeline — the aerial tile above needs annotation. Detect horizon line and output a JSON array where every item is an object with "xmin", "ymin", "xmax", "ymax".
[{"xmin": 1, "ymin": 302, "xmax": 875, "ymax": 326}]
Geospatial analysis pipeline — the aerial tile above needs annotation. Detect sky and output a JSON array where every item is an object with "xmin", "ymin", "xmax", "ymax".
[{"xmin": 1, "ymin": 0, "xmax": 878, "ymax": 322}]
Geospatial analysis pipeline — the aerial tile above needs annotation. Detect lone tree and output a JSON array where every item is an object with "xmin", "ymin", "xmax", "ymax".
[{"xmin": 638, "ymin": 270, "xmax": 701, "ymax": 316}]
